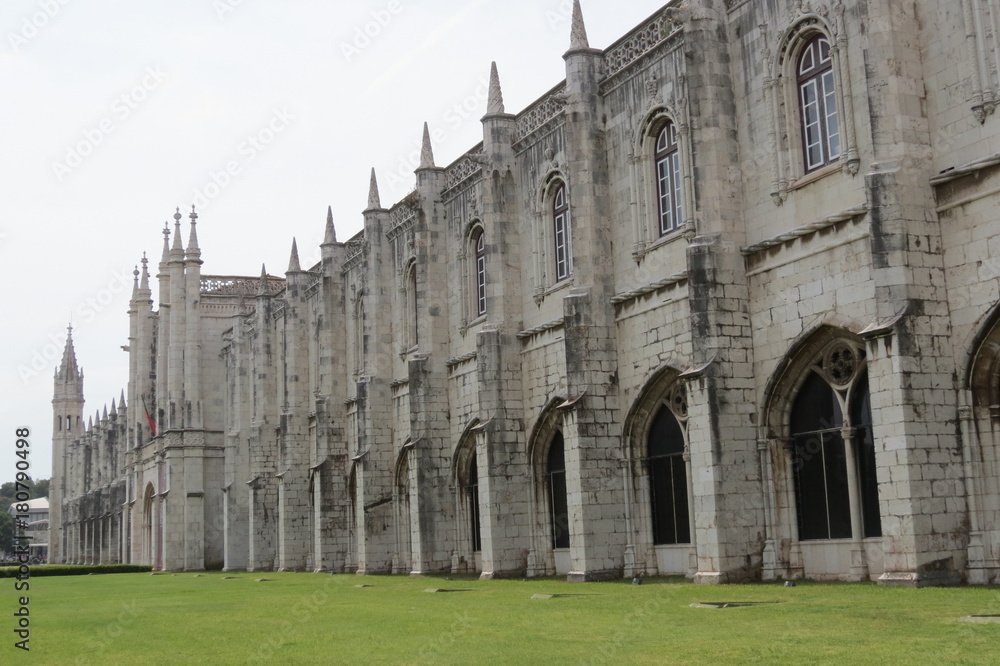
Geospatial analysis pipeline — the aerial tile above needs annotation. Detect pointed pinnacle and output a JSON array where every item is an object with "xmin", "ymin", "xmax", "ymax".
[
  {"xmin": 110, "ymin": 399, "xmax": 118, "ymax": 417},
  {"xmin": 140, "ymin": 253, "xmax": 150, "ymax": 291},
  {"xmin": 570, "ymin": 0, "xmax": 590, "ymax": 50},
  {"xmin": 324, "ymin": 206, "xmax": 338, "ymax": 244},
  {"xmin": 187, "ymin": 205, "xmax": 200, "ymax": 254},
  {"xmin": 487, "ymin": 61, "xmax": 505, "ymax": 115},
  {"xmin": 419, "ymin": 122, "xmax": 435, "ymax": 169},
  {"xmin": 161, "ymin": 222, "xmax": 171, "ymax": 264},
  {"xmin": 288, "ymin": 238, "xmax": 301, "ymax": 272},
  {"xmin": 132, "ymin": 265, "xmax": 140, "ymax": 295},
  {"xmin": 258, "ymin": 264, "xmax": 269, "ymax": 295},
  {"xmin": 172, "ymin": 208, "xmax": 184, "ymax": 251},
  {"xmin": 367, "ymin": 168, "xmax": 382, "ymax": 210},
  {"xmin": 120, "ymin": 388, "xmax": 127, "ymax": 408}
]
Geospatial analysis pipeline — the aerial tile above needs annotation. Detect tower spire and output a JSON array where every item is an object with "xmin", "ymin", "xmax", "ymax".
[
  {"xmin": 418, "ymin": 122, "xmax": 435, "ymax": 169},
  {"xmin": 324, "ymin": 207, "xmax": 338, "ymax": 244},
  {"xmin": 287, "ymin": 238, "xmax": 301, "ymax": 272},
  {"xmin": 486, "ymin": 61, "xmax": 505, "ymax": 115},
  {"xmin": 367, "ymin": 168, "xmax": 382, "ymax": 210},
  {"xmin": 57, "ymin": 324, "xmax": 82, "ymax": 382},
  {"xmin": 569, "ymin": 0, "xmax": 590, "ymax": 51}
]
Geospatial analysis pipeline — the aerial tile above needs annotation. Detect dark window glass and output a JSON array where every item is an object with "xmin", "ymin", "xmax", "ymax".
[
  {"xmin": 547, "ymin": 432, "xmax": 569, "ymax": 549},
  {"xmin": 791, "ymin": 371, "xmax": 851, "ymax": 540},
  {"xmin": 850, "ymin": 377, "xmax": 882, "ymax": 538},
  {"xmin": 468, "ymin": 455, "xmax": 482, "ymax": 552},
  {"xmin": 648, "ymin": 405, "xmax": 691, "ymax": 545}
]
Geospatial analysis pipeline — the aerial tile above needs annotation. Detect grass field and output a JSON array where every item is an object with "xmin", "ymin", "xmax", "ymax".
[{"xmin": 7, "ymin": 572, "xmax": 1000, "ymax": 665}]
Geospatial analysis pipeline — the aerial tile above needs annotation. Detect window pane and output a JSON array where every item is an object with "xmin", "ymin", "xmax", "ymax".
[
  {"xmin": 554, "ymin": 213, "xmax": 568, "ymax": 280},
  {"xmin": 648, "ymin": 406, "xmax": 690, "ymax": 545},
  {"xmin": 822, "ymin": 71, "xmax": 841, "ymax": 159},
  {"xmin": 657, "ymin": 157, "xmax": 672, "ymax": 234},
  {"xmin": 851, "ymin": 378, "xmax": 882, "ymax": 538},
  {"xmin": 791, "ymin": 372, "xmax": 851, "ymax": 540},
  {"xmin": 469, "ymin": 456, "xmax": 481, "ymax": 552},
  {"xmin": 671, "ymin": 152, "xmax": 683, "ymax": 228},
  {"xmin": 548, "ymin": 433, "xmax": 569, "ymax": 549}
]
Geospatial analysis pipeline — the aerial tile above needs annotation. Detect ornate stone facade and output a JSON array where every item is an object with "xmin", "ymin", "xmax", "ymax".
[{"xmin": 51, "ymin": 0, "xmax": 1000, "ymax": 585}]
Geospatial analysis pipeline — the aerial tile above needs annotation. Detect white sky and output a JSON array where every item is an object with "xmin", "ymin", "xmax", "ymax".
[{"xmin": 0, "ymin": 0, "xmax": 669, "ymax": 484}]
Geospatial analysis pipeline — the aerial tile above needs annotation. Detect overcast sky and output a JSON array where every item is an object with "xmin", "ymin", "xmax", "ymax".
[{"xmin": 0, "ymin": 0, "xmax": 669, "ymax": 484}]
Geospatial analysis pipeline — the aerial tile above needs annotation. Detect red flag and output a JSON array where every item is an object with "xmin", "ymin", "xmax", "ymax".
[{"xmin": 141, "ymin": 395, "xmax": 157, "ymax": 435}]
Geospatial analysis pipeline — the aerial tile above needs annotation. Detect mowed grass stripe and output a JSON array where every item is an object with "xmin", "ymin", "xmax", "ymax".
[{"xmin": 18, "ymin": 573, "xmax": 1000, "ymax": 665}]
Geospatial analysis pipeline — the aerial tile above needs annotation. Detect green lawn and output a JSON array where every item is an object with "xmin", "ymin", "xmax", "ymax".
[{"xmin": 8, "ymin": 572, "xmax": 1000, "ymax": 664}]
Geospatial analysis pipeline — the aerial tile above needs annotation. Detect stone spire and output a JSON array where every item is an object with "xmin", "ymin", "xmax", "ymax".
[
  {"xmin": 102, "ymin": 404, "xmax": 108, "ymax": 422},
  {"xmin": 140, "ymin": 253, "xmax": 150, "ymax": 292},
  {"xmin": 186, "ymin": 205, "xmax": 201, "ymax": 259},
  {"xmin": 257, "ymin": 264, "xmax": 269, "ymax": 295},
  {"xmin": 110, "ymin": 398, "xmax": 118, "ymax": 418},
  {"xmin": 367, "ymin": 168, "xmax": 382, "ymax": 210},
  {"xmin": 172, "ymin": 208, "xmax": 184, "ymax": 252},
  {"xmin": 56, "ymin": 324, "xmax": 82, "ymax": 382},
  {"xmin": 324, "ymin": 206, "xmax": 338, "ymax": 244},
  {"xmin": 419, "ymin": 122, "xmax": 435, "ymax": 169},
  {"xmin": 161, "ymin": 221, "xmax": 171, "ymax": 265},
  {"xmin": 131, "ymin": 264, "xmax": 140, "ymax": 299},
  {"xmin": 486, "ymin": 61, "xmax": 505, "ymax": 115},
  {"xmin": 569, "ymin": 0, "xmax": 589, "ymax": 51},
  {"xmin": 287, "ymin": 238, "xmax": 301, "ymax": 272},
  {"xmin": 120, "ymin": 388, "xmax": 126, "ymax": 410}
]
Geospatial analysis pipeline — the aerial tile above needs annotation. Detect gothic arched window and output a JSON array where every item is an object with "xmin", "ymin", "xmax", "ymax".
[
  {"xmin": 655, "ymin": 122, "xmax": 683, "ymax": 236},
  {"xmin": 552, "ymin": 183, "xmax": 572, "ymax": 282},
  {"xmin": 472, "ymin": 228, "xmax": 487, "ymax": 317},
  {"xmin": 798, "ymin": 34, "xmax": 841, "ymax": 172},
  {"xmin": 547, "ymin": 431, "xmax": 569, "ymax": 549},
  {"xmin": 790, "ymin": 344, "xmax": 880, "ymax": 540},
  {"xmin": 648, "ymin": 405, "xmax": 691, "ymax": 545}
]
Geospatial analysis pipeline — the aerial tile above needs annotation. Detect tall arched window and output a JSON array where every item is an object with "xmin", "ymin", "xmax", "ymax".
[
  {"xmin": 467, "ymin": 455, "xmax": 482, "ymax": 552},
  {"xmin": 547, "ymin": 432, "xmax": 569, "ymax": 549},
  {"xmin": 798, "ymin": 34, "xmax": 840, "ymax": 172},
  {"xmin": 405, "ymin": 264, "xmax": 418, "ymax": 349},
  {"xmin": 472, "ymin": 229, "xmax": 487, "ymax": 317},
  {"xmin": 552, "ymin": 184, "xmax": 571, "ymax": 282},
  {"xmin": 648, "ymin": 405, "xmax": 690, "ymax": 545},
  {"xmin": 790, "ymin": 343, "xmax": 880, "ymax": 541},
  {"xmin": 655, "ymin": 122, "xmax": 682, "ymax": 236}
]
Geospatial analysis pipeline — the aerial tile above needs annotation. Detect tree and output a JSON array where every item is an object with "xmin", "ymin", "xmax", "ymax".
[
  {"xmin": 0, "ymin": 511, "xmax": 12, "ymax": 556},
  {"xmin": 0, "ymin": 478, "xmax": 50, "ymax": 507}
]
